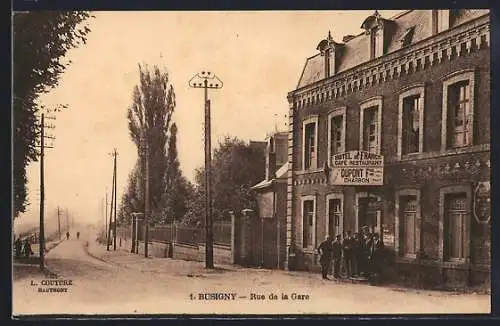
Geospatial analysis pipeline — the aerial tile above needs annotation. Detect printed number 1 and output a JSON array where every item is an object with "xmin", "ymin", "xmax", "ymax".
[{"xmin": 190, "ymin": 293, "xmax": 195, "ymax": 300}]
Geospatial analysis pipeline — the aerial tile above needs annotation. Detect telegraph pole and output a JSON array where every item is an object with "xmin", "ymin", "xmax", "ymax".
[
  {"xmin": 66, "ymin": 208, "xmax": 69, "ymax": 232},
  {"xmin": 107, "ymin": 162, "xmax": 115, "ymax": 251},
  {"xmin": 36, "ymin": 108, "xmax": 56, "ymax": 271},
  {"xmin": 105, "ymin": 191, "xmax": 108, "ymax": 240},
  {"xmin": 112, "ymin": 148, "xmax": 118, "ymax": 251},
  {"xmin": 144, "ymin": 137, "xmax": 150, "ymax": 258},
  {"xmin": 189, "ymin": 71, "xmax": 223, "ymax": 269},
  {"xmin": 57, "ymin": 206, "xmax": 61, "ymax": 239},
  {"xmin": 39, "ymin": 113, "xmax": 45, "ymax": 270}
]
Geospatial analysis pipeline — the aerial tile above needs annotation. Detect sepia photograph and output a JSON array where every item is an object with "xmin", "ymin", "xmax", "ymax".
[{"xmin": 12, "ymin": 9, "xmax": 491, "ymax": 316}]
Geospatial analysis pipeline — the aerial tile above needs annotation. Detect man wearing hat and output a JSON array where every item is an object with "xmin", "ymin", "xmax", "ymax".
[
  {"xmin": 331, "ymin": 234, "xmax": 343, "ymax": 279},
  {"xmin": 317, "ymin": 235, "xmax": 333, "ymax": 280}
]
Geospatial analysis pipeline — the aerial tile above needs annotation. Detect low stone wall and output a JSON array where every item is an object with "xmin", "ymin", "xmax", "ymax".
[
  {"xmin": 117, "ymin": 236, "xmax": 233, "ymax": 265},
  {"xmin": 172, "ymin": 243, "xmax": 203, "ymax": 262},
  {"xmin": 199, "ymin": 244, "xmax": 232, "ymax": 265}
]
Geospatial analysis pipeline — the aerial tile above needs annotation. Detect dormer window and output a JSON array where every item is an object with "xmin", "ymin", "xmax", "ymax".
[
  {"xmin": 361, "ymin": 11, "xmax": 392, "ymax": 60},
  {"xmin": 400, "ymin": 26, "xmax": 415, "ymax": 48},
  {"xmin": 433, "ymin": 10, "xmax": 450, "ymax": 34},
  {"xmin": 316, "ymin": 31, "xmax": 344, "ymax": 79}
]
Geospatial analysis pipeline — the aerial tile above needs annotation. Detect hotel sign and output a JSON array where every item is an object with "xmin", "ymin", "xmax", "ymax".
[{"xmin": 330, "ymin": 150, "xmax": 384, "ymax": 186}]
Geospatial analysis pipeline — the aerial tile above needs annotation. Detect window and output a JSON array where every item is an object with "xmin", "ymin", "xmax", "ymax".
[
  {"xmin": 395, "ymin": 189, "xmax": 421, "ymax": 258},
  {"xmin": 449, "ymin": 82, "xmax": 472, "ymax": 147},
  {"xmin": 370, "ymin": 26, "xmax": 384, "ymax": 59},
  {"xmin": 400, "ymin": 26, "xmax": 415, "ymax": 48},
  {"xmin": 325, "ymin": 48, "xmax": 331, "ymax": 78},
  {"xmin": 327, "ymin": 108, "xmax": 346, "ymax": 160},
  {"xmin": 401, "ymin": 196, "xmax": 417, "ymax": 256},
  {"xmin": 302, "ymin": 116, "xmax": 318, "ymax": 170},
  {"xmin": 439, "ymin": 185, "xmax": 471, "ymax": 263},
  {"xmin": 301, "ymin": 196, "xmax": 316, "ymax": 249},
  {"xmin": 441, "ymin": 70, "xmax": 475, "ymax": 151},
  {"xmin": 433, "ymin": 10, "xmax": 450, "ymax": 34},
  {"xmin": 360, "ymin": 97, "xmax": 383, "ymax": 154},
  {"xmin": 326, "ymin": 194, "xmax": 344, "ymax": 239},
  {"xmin": 398, "ymin": 85, "xmax": 425, "ymax": 158},
  {"xmin": 364, "ymin": 108, "xmax": 378, "ymax": 153},
  {"xmin": 444, "ymin": 193, "xmax": 467, "ymax": 260}
]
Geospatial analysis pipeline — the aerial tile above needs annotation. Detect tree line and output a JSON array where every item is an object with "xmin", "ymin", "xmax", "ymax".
[
  {"xmin": 12, "ymin": 11, "xmax": 266, "ymax": 226},
  {"xmin": 117, "ymin": 63, "xmax": 266, "ymax": 226}
]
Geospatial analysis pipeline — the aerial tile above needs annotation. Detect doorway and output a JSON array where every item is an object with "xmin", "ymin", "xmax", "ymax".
[{"xmin": 356, "ymin": 193, "xmax": 381, "ymax": 234}]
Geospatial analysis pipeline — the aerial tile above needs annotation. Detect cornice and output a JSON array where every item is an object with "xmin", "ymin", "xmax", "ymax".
[{"xmin": 290, "ymin": 14, "xmax": 490, "ymax": 106}]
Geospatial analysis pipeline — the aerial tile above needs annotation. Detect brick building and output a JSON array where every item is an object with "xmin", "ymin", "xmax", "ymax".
[
  {"xmin": 252, "ymin": 131, "xmax": 288, "ymax": 269},
  {"xmin": 285, "ymin": 10, "xmax": 490, "ymax": 289}
]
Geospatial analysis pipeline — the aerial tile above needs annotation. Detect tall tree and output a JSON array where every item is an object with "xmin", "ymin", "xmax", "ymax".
[
  {"xmin": 161, "ymin": 123, "xmax": 194, "ymax": 224},
  {"xmin": 181, "ymin": 136, "xmax": 266, "ymax": 226},
  {"xmin": 127, "ymin": 63, "xmax": 176, "ymax": 220},
  {"xmin": 117, "ymin": 163, "xmax": 143, "ymax": 226},
  {"xmin": 13, "ymin": 11, "xmax": 93, "ymax": 218}
]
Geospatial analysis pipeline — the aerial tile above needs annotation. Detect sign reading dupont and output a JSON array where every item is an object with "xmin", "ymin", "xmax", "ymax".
[{"xmin": 330, "ymin": 150, "xmax": 384, "ymax": 186}]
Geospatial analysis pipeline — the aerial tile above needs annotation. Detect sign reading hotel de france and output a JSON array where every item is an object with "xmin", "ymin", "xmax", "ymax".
[{"xmin": 330, "ymin": 150, "xmax": 384, "ymax": 186}]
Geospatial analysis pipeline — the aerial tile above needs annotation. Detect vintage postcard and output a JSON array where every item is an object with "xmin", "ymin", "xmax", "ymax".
[{"xmin": 12, "ymin": 9, "xmax": 491, "ymax": 316}]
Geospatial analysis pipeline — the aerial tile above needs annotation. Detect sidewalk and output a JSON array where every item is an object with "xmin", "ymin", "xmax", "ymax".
[{"xmin": 85, "ymin": 241, "xmax": 489, "ymax": 298}]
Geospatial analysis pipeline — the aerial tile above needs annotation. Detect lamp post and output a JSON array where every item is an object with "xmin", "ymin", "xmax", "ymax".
[{"xmin": 189, "ymin": 71, "xmax": 223, "ymax": 269}]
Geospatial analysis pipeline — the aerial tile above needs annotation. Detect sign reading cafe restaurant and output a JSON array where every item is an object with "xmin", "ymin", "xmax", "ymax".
[{"xmin": 330, "ymin": 150, "xmax": 384, "ymax": 186}]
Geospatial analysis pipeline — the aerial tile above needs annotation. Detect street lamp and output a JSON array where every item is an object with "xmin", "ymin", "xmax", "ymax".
[{"xmin": 189, "ymin": 71, "xmax": 223, "ymax": 269}]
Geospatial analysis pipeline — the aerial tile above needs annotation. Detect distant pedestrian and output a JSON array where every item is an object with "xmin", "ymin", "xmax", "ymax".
[
  {"xmin": 342, "ymin": 231, "xmax": 354, "ymax": 278},
  {"xmin": 331, "ymin": 235, "xmax": 343, "ymax": 279},
  {"xmin": 14, "ymin": 237, "xmax": 22, "ymax": 258},
  {"xmin": 66, "ymin": 231, "xmax": 70, "ymax": 240},
  {"xmin": 317, "ymin": 235, "xmax": 333, "ymax": 280},
  {"xmin": 23, "ymin": 238, "xmax": 33, "ymax": 257}
]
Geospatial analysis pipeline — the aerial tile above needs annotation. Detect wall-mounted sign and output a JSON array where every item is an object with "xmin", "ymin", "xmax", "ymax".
[
  {"xmin": 474, "ymin": 181, "xmax": 490, "ymax": 224},
  {"xmin": 330, "ymin": 150, "xmax": 384, "ymax": 186}
]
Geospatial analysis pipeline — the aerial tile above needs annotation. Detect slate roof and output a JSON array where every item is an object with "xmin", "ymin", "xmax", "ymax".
[{"xmin": 296, "ymin": 9, "xmax": 489, "ymax": 89}]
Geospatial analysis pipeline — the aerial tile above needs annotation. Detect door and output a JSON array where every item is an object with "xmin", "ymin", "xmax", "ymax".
[{"xmin": 358, "ymin": 196, "xmax": 379, "ymax": 233}]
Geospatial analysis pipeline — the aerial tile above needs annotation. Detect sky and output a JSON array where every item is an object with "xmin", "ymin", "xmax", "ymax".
[{"xmin": 15, "ymin": 10, "xmax": 401, "ymax": 230}]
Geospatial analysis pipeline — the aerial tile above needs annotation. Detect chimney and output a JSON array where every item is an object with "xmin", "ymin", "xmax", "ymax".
[
  {"xmin": 343, "ymin": 35, "xmax": 356, "ymax": 42},
  {"xmin": 265, "ymin": 136, "xmax": 277, "ymax": 181},
  {"xmin": 266, "ymin": 152, "xmax": 277, "ymax": 181}
]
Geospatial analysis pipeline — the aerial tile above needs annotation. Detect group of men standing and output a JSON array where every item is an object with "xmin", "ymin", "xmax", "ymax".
[{"xmin": 317, "ymin": 226, "xmax": 385, "ymax": 283}]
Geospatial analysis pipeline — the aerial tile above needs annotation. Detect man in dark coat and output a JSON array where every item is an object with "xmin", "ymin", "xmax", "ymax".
[
  {"xmin": 369, "ymin": 232, "xmax": 385, "ymax": 284},
  {"xmin": 14, "ymin": 237, "xmax": 22, "ymax": 258},
  {"xmin": 342, "ymin": 231, "xmax": 354, "ymax": 278},
  {"xmin": 351, "ymin": 232, "xmax": 360, "ymax": 277},
  {"xmin": 332, "ymin": 235, "xmax": 343, "ymax": 279},
  {"xmin": 317, "ymin": 235, "xmax": 333, "ymax": 279}
]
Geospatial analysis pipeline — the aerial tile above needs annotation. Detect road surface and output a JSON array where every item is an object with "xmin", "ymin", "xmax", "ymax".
[{"xmin": 12, "ymin": 226, "xmax": 491, "ymax": 315}]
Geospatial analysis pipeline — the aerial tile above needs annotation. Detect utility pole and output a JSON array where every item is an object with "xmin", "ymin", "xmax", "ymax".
[
  {"xmin": 144, "ymin": 137, "xmax": 150, "ymax": 258},
  {"xmin": 35, "ymin": 108, "xmax": 56, "ymax": 271},
  {"xmin": 107, "ymin": 162, "xmax": 115, "ymax": 251},
  {"xmin": 105, "ymin": 191, "xmax": 108, "ymax": 240},
  {"xmin": 57, "ymin": 206, "xmax": 61, "ymax": 240},
  {"xmin": 112, "ymin": 148, "xmax": 118, "ymax": 251},
  {"xmin": 66, "ymin": 208, "xmax": 69, "ymax": 232},
  {"xmin": 189, "ymin": 71, "xmax": 223, "ymax": 269}
]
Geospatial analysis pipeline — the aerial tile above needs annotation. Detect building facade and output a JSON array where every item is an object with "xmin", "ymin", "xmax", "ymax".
[
  {"xmin": 252, "ymin": 131, "xmax": 288, "ymax": 269},
  {"xmin": 285, "ymin": 10, "xmax": 490, "ymax": 289}
]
